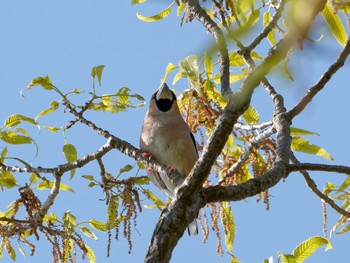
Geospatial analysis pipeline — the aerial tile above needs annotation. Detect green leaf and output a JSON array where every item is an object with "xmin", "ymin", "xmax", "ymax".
[
  {"xmin": 251, "ymin": 51, "xmax": 263, "ymax": 60},
  {"xmin": 91, "ymin": 65, "xmax": 105, "ymax": 86},
  {"xmin": 290, "ymin": 127, "xmax": 319, "ymax": 136},
  {"xmin": 336, "ymin": 223, "xmax": 350, "ymax": 234},
  {"xmin": 178, "ymin": 55, "xmax": 199, "ymax": 87},
  {"xmin": 107, "ymin": 195, "xmax": 119, "ymax": 228},
  {"xmin": 5, "ymin": 243, "xmax": 16, "ymax": 260},
  {"xmin": 221, "ymin": 202, "xmax": 235, "ymax": 252},
  {"xmin": 90, "ymin": 219, "xmax": 108, "ymax": 232},
  {"xmin": 227, "ymin": 251, "xmax": 240, "ymax": 263},
  {"xmin": 85, "ymin": 244, "xmax": 96, "ymax": 263},
  {"xmin": 323, "ymin": 182, "xmax": 335, "ymax": 195},
  {"xmin": 263, "ymin": 12, "xmax": 277, "ymax": 46},
  {"xmin": 242, "ymin": 106, "xmax": 259, "ymax": 124},
  {"xmin": 162, "ymin": 63, "xmax": 178, "ymax": 83},
  {"xmin": 43, "ymin": 213, "xmax": 57, "ymax": 224},
  {"xmin": 43, "ymin": 126, "xmax": 60, "ymax": 132},
  {"xmin": 136, "ymin": 6, "xmax": 172, "ymax": 22},
  {"xmin": 292, "ymin": 236, "xmax": 332, "ymax": 262},
  {"xmin": 0, "ymin": 131, "xmax": 32, "ymax": 144},
  {"xmin": 0, "ymin": 171, "xmax": 17, "ymax": 189},
  {"xmin": 80, "ymin": 226, "xmax": 97, "ymax": 240},
  {"xmin": 143, "ymin": 189, "xmax": 167, "ymax": 209},
  {"xmin": 37, "ymin": 180, "xmax": 74, "ymax": 192},
  {"xmin": 63, "ymin": 143, "xmax": 77, "ymax": 163},
  {"xmin": 177, "ymin": 0, "xmax": 185, "ymax": 16},
  {"xmin": 204, "ymin": 52, "xmax": 213, "ymax": 79},
  {"xmin": 172, "ymin": 71, "xmax": 183, "ymax": 85},
  {"xmin": 322, "ymin": 2, "xmax": 347, "ymax": 46},
  {"xmin": 204, "ymin": 81, "xmax": 227, "ymax": 109},
  {"xmin": 291, "ymin": 137, "xmax": 333, "ymax": 160},
  {"xmin": 88, "ymin": 182, "xmax": 98, "ymax": 187},
  {"xmin": 3, "ymin": 114, "xmax": 39, "ymax": 129},
  {"xmin": 131, "ymin": 0, "xmax": 146, "ymax": 4},
  {"xmin": 82, "ymin": 175, "xmax": 95, "ymax": 181},
  {"xmin": 337, "ymin": 175, "xmax": 350, "ymax": 193},
  {"xmin": 229, "ymin": 52, "xmax": 245, "ymax": 67},
  {"xmin": 26, "ymin": 75, "xmax": 53, "ymax": 91},
  {"xmin": 0, "ymin": 146, "xmax": 7, "ymax": 162},
  {"xmin": 213, "ymin": 72, "xmax": 247, "ymax": 84},
  {"xmin": 29, "ymin": 173, "xmax": 39, "ymax": 184},
  {"xmin": 279, "ymin": 253, "xmax": 297, "ymax": 263},
  {"xmin": 35, "ymin": 101, "xmax": 59, "ymax": 120}
]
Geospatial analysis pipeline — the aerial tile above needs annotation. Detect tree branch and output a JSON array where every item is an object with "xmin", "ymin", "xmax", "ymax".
[
  {"xmin": 220, "ymin": 125, "xmax": 276, "ymax": 183},
  {"xmin": 289, "ymin": 163, "xmax": 350, "ymax": 174},
  {"xmin": 287, "ymin": 36, "xmax": 350, "ymax": 119},
  {"xmin": 289, "ymin": 153, "xmax": 350, "ymax": 218},
  {"xmin": 183, "ymin": 0, "xmax": 231, "ymax": 98}
]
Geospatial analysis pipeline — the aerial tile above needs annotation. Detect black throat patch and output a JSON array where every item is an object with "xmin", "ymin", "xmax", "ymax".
[{"xmin": 155, "ymin": 98, "xmax": 174, "ymax": 112}]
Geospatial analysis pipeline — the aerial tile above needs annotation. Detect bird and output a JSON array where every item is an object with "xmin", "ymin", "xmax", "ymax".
[{"xmin": 139, "ymin": 83, "xmax": 199, "ymax": 236}]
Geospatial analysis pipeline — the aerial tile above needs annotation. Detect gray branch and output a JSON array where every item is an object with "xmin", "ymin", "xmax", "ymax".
[{"xmin": 287, "ymin": 36, "xmax": 350, "ymax": 119}]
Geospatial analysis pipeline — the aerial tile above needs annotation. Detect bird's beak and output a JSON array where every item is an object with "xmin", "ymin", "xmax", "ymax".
[{"xmin": 156, "ymin": 83, "xmax": 173, "ymax": 101}]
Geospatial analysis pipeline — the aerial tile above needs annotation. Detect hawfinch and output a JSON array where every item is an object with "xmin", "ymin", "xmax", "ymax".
[{"xmin": 140, "ymin": 83, "xmax": 198, "ymax": 236}]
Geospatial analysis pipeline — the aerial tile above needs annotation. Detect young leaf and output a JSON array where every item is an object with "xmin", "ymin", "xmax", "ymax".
[
  {"xmin": 90, "ymin": 219, "xmax": 108, "ymax": 232},
  {"xmin": 80, "ymin": 226, "xmax": 98, "ymax": 240},
  {"xmin": 29, "ymin": 173, "xmax": 39, "ymax": 184},
  {"xmin": 292, "ymin": 236, "xmax": 332, "ymax": 262},
  {"xmin": 229, "ymin": 52, "xmax": 245, "ymax": 67},
  {"xmin": 35, "ymin": 101, "xmax": 59, "ymax": 120},
  {"xmin": 37, "ymin": 180, "xmax": 74, "ymax": 192},
  {"xmin": 4, "ymin": 114, "xmax": 39, "ymax": 129},
  {"xmin": 85, "ymin": 244, "xmax": 96, "ymax": 263},
  {"xmin": 0, "ymin": 146, "xmax": 7, "ymax": 162},
  {"xmin": 63, "ymin": 143, "xmax": 78, "ymax": 163},
  {"xmin": 131, "ymin": 0, "xmax": 146, "ymax": 4},
  {"xmin": 290, "ymin": 127, "xmax": 319, "ymax": 136},
  {"xmin": 162, "ymin": 63, "xmax": 178, "ymax": 83},
  {"xmin": 43, "ymin": 213, "xmax": 57, "ymax": 224},
  {"xmin": 91, "ymin": 65, "xmax": 105, "ymax": 86},
  {"xmin": 322, "ymin": 2, "xmax": 347, "ymax": 46},
  {"xmin": 0, "ymin": 171, "xmax": 17, "ymax": 189},
  {"xmin": 0, "ymin": 131, "xmax": 32, "ymax": 145},
  {"xmin": 43, "ymin": 126, "xmax": 60, "ymax": 133},
  {"xmin": 336, "ymin": 175, "xmax": 350, "ymax": 193},
  {"xmin": 204, "ymin": 52, "xmax": 213, "ymax": 79},
  {"xmin": 291, "ymin": 137, "xmax": 333, "ymax": 160},
  {"xmin": 82, "ymin": 175, "xmax": 95, "ymax": 181},
  {"xmin": 178, "ymin": 55, "xmax": 199, "ymax": 87},
  {"xmin": 136, "ymin": 6, "xmax": 172, "ymax": 22},
  {"xmin": 143, "ymin": 189, "xmax": 167, "ymax": 209},
  {"xmin": 263, "ymin": 12, "xmax": 277, "ymax": 46},
  {"xmin": 26, "ymin": 75, "xmax": 53, "ymax": 91},
  {"xmin": 278, "ymin": 253, "xmax": 297, "ymax": 263},
  {"xmin": 242, "ymin": 106, "xmax": 259, "ymax": 124},
  {"xmin": 203, "ymin": 80, "xmax": 227, "ymax": 109},
  {"xmin": 177, "ymin": 0, "xmax": 185, "ymax": 16},
  {"xmin": 221, "ymin": 202, "xmax": 235, "ymax": 252}
]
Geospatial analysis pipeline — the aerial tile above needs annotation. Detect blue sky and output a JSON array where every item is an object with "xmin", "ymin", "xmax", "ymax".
[{"xmin": 0, "ymin": 1, "xmax": 350, "ymax": 262}]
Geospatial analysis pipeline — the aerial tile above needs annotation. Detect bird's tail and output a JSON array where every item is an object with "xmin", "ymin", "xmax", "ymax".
[{"xmin": 187, "ymin": 219, "xmax": 198, "ymax": 236}]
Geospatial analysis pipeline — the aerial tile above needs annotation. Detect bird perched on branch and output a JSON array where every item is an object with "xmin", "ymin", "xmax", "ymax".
[{"xmin": 140, "ymin": 83, "xmax": 198, "ymax": 236}]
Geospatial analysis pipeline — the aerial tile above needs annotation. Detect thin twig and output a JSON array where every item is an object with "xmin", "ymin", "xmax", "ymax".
[
  {"xmin": 220, "ymin": 126, "xmax": 276, "ymax": 183},
  {"xmin": 290, "ymin": 153, "xmax": 350, "ymax": 218},
  {"xmin": 287, "ymin": 36, "xmax": 350, "ymax": 119}
]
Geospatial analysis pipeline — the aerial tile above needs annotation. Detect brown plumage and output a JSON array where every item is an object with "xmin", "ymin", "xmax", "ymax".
[{"xmin": 140, "ymin": 83, "xmax": 198, "ymax": 236}]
